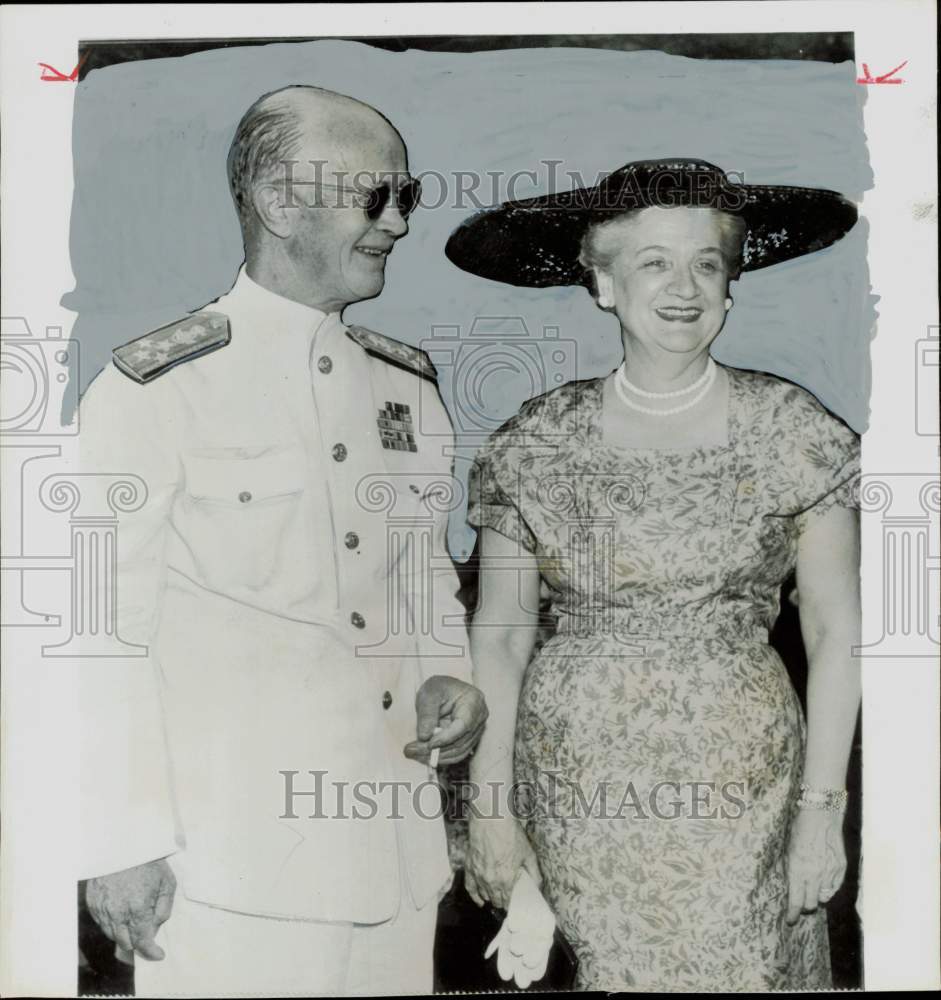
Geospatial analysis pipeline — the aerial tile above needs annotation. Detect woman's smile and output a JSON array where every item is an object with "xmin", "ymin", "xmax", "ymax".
[{"xmin": 654, "ymin": 305, "xmax": 704, "ymax": 323}]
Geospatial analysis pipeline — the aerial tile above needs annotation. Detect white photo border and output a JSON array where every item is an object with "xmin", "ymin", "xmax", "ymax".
[{"xmin": 1, "ymin": 2, "xmax": 937, "ymax": 994}]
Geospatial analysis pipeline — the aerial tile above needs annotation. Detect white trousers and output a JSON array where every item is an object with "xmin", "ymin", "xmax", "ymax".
[{"xmin": 133, "ymin": 856, "xmax": 440, "ymax": 997}]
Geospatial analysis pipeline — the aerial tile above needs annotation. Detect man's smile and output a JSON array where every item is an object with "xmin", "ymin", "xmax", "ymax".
[{"xmin": 355, "ymin": 245, "xmax": 391, "ymax": 259}]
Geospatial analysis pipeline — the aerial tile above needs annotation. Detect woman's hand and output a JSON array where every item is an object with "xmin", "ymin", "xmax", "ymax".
[
  {"xmin": 785, "ymin": 808, "xmax": 847, "ymax": 924},
  {"xmin": 465, "ymin": 812, "xmax": 541, "ymax": 911}
]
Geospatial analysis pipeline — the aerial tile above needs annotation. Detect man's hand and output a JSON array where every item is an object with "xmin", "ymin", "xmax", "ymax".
[
  {"xmin": 85, "ymin": 858, "xmax": 176, "ymax": 961},
  {"xmin": 404, "ymin": 675, "xmax": 488, "ymax": 766}
]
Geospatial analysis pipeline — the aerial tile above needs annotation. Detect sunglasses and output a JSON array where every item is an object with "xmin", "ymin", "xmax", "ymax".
[{"xmin": 288, "ymin": 177, "xmax": 422, "ymax": 221}]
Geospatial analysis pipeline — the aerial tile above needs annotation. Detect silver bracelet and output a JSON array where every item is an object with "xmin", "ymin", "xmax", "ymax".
[{"xmin": 797, "ymin": 783, "xmax": 848, "ymax": 813}]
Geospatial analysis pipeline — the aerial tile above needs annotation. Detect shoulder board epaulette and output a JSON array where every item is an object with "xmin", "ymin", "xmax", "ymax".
[
  {"xmin": 113, "ymin": 311, "xmax": 231, "ymax": 384},
  {"xmin": 345, "ymin": 325, "xmax": 437, "ymax": 382}
]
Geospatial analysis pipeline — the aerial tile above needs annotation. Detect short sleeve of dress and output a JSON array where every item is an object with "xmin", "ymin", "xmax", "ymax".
[
  {"xmin": 466, "ymin": 416, "xmax": 539, "ymax": 555},
  {"xmin": 776, "ymin": 385, "xmax": 861, "ymax": 532}
]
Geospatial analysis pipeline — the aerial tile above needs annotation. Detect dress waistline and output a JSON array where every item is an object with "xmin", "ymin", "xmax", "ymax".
[{"xmin": 552, "ymin": 608, "xmax": 769, "ymax": 644}]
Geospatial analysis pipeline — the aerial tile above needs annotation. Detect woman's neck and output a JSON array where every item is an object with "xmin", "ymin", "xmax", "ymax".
[{"xmin": 619, "ymin": 343, "xmax": 713, "ymax": 394}]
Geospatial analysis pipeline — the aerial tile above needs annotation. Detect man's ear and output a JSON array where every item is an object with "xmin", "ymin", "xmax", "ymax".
[{"xmin": 252, "ymin": 183, "xmax": 294, "ymax": 239}]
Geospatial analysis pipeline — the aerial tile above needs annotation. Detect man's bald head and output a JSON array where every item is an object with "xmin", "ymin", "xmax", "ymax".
[{"xmin": 227, "ymin": 85, "xmax": 404, "ymax": 235}]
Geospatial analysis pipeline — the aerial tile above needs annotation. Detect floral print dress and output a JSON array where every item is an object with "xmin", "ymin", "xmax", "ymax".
[{"xmin": 466, "ymin": 364, "xmax": 860, "ymax": 992}]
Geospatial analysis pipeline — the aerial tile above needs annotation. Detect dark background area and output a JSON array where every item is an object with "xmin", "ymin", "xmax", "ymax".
[{"xmin": 77, "ymin": 32, "xmax": 854, "ymax": 81}]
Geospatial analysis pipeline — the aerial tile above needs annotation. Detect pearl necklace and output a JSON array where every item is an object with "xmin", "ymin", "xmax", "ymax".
[
  {"xmin": 618, "ymin": 357, "xmax": 715, "ymax": 399},
  {"xmin": 615, "ymin": 359, "xmax": 717, "ymax": 417}
]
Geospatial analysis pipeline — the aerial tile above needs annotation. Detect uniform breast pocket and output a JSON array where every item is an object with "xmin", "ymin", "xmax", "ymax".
[{"xmin": 180, "ymin": 449, "xmax": 306, "ymax": 592}]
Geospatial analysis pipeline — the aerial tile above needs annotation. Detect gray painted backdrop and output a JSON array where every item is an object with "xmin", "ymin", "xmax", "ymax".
[{"xmin": 64, "ymin": 40, "xmax": 874, "ymax": 559}]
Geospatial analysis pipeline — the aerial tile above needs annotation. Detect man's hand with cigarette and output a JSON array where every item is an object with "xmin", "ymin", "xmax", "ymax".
[{"xmin": 404, "ymin": 675, "xmax": 488, "ymax": 767}]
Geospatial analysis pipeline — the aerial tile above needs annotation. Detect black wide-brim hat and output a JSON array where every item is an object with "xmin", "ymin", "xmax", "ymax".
[{"xmin": 444, "ymin": 158, "xmax": 858, "ymax": 287}]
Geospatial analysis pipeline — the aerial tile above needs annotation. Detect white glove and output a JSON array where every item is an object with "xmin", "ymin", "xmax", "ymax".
[{"xmin": 484, "ymin": 869, "xmax": 556, "ymax": 989}]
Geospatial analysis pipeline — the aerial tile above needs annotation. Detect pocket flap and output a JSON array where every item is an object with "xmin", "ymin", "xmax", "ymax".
[{"xmin": 183, "ymin": 450, "xmax": 304, "ymax": 503}]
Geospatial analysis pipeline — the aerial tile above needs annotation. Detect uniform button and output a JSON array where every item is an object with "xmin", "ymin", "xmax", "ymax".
[
  {"xmin": 332, "ymin": 443, "xmax": 348, "ymax": 462},
  {"xmin": 382, "ymin": 691, "xmax": 393, "ymax": 710},
  {"xmin": 350, "ymin": 611, "xmax": 366, "ymax": 629},
  {"xmin": 344, "ymin": 531, "xmax": 360, "ymax": 550},
  {"xmin": 317, "ymin": 355, "xmax": 333, "ymax": 374},
  {"xmin": 238, "ymin": 491, "xmax": 252, "ymax": 503}
]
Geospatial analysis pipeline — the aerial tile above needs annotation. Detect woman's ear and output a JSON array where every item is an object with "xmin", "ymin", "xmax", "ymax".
[
  {"xmin": 252, "ymin": 182, "xmax": 294, "ymax": 239},
  {"xmin": 594, "ymin": 269, "xmax": 615, "ymax": 311},
  {"xmin": 724, "ymin": 275, "xmax": 739, "ymax": 310}
]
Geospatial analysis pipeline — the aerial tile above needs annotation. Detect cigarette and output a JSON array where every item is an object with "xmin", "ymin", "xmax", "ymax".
[{"xmin": 429, "ymin": 726, "xmax": 442, "ymax": 768}]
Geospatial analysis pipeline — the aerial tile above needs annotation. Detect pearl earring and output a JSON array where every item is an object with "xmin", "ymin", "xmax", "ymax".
[
  {"xmin": 724, "ymin": 297, "xmax": 733, "ymax": 311},
  {"xmin": 599, "ymin": 295, "xmax": 613, "ymax": 309}
]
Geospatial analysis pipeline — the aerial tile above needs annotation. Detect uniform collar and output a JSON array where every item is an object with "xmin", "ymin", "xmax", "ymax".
[{"xmin": 224, "ymin": 266, "xmax": 343, "ymax": 344}]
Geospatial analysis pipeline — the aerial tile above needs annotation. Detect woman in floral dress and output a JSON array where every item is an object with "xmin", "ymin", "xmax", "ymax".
[{"xmin": 447, "ymin": 160, "xmax": 862, "ymax": 990}]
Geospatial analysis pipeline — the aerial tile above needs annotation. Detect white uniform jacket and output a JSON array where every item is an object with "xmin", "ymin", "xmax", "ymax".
[{"xmin": 75, "ymin": 269, "xmax": 472, "ymax": 923}]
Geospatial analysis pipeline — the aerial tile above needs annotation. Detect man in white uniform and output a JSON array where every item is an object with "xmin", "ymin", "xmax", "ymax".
[{"xmin": 78, "ymin": 85, "xmax": 486, "ymax": 995}]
